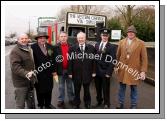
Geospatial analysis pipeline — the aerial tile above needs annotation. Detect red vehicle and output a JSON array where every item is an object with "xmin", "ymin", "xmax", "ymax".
[{"xmin": 37, "ymin": 17, "xmax": 58, "ymax": 45}]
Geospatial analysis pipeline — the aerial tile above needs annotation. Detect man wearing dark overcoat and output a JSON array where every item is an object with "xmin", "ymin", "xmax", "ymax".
[
  {"xmin": 68, "ymin": 32, "xmax": 96, "ymax": 109},
  {"xmin": 31, "ymin": 32, "xmax": 57, "ymax": 109}
]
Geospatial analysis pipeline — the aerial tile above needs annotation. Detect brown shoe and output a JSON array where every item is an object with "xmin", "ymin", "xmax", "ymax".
[
  {"xmin": 57, "ymin": 101, "xmax": 64, "ymax": 108},
  {"xmin": 116, "ymin": 103, "xmax": 124, "ymax": 109}
]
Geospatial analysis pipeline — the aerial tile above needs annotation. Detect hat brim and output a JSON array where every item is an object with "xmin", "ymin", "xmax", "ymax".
[
  {"xmin": 101, "ymin": 33, "xmax": 110, "ymax": 36},
  {"xmin": 35, "ymin": 35, "xmax": 49, "ymax": 40},
  {"xmin": 127, "ymin": 30, "xmax": 137, "ymax": 33}
]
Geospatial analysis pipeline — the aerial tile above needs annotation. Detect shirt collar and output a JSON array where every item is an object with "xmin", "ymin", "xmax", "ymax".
[
  {"xmin": 38, "ymin": 43, "xmax": 46, "ymax": 48},
  {"xmin": 127, "ymin": 38, "xmax": 132, "ymax": 41},
  {"xmin": 79, "ymin": 43, "xmax": 85, "ymax": 47},
  {"xmin": 100, "ymin": 41, "xmax": 107, "ymax": 46},
  {"xmin": 61, "ymin": 42, "xmax": 68, "ymax": 46}
]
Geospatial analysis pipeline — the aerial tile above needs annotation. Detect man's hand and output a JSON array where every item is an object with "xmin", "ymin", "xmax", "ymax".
[
  {"xmin": 140, "ymin": 72, "xmax": 146, "ymax": 80},
  {"xmin": 26, "ymin": 71, "xmax": 35, "ymax": 80},
  {"xmin": 92, "ymin": 73, "xmax": 96, "ymax": 77},
  {"xmin": 68, "ymin": 75, "xmax": 72, "ymax": 79},
  {"xmin": 105, "ymin": 74, "xmax": 110, "ymax": 78},
  {"xmin": 53, "ymin": 75, "xmax": 59, "ymax": 83}
]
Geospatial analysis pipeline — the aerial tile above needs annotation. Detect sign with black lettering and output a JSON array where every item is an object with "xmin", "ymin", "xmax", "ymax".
[{"xmin": 67, "ymin": 12, "xmax": 106, "ymax": 26}]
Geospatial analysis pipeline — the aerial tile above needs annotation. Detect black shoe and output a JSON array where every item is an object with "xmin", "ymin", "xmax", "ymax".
[
  {"xmin": 45, "ymin": 104, "xmax": 55, "ymax": 109},
  {"xmin": 116, "ymin": 103, "xmax": 124, "ymax": 109},
  {"xmin": 69, "ymin": 100, "xmax": 74, "ymax": 106},
  {"xmin": 104, "ymin": 105, "xmax": 109, "ymax": 109},
  {"xmin": 38, "ymin": 104, "xmax": 44, "ymax": 109},
  {"xmin": 85, "ymin": 104, "xmax": 91, "ymax": 109},
  {"xmin": 74, "ymin": 105, "xmax": 80, "ymax": 109},
  {"xmin": 45, "ymin": 106, "xmax": 52, "ymax": 109},
  {"xmin": 130, "ymin": 105, "xmax": 137, "ymax": 109}
]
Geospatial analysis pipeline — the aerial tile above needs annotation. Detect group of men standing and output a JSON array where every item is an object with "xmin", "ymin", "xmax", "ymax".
[{"xmin": 10, "ymin": 25, "xmax": 148, "ymax": 109}]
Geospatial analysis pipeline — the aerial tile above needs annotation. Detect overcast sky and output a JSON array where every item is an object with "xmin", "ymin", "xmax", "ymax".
[
  {"xmin": 3, "ymin": 1, "xmax": 158, "ymax": 37},
  {"xmin": 5, "ymin": 5, "xmax": 64, "ymax": 36}
]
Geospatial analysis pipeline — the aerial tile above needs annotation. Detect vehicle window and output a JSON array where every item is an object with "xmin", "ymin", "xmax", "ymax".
[
  {"xmin": 88, "ymin": 28, "xmax": 95, "ymax": 38},
  {"xmin": 38, "ymin": 26, "xmax": 48, "ymax": 33},
  {"xmin": 68, "ymin": 27, "xmax": 85, "ymax": 37}
]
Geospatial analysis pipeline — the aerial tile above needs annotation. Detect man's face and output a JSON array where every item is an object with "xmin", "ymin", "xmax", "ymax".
[
  {"xmin": 59, "ymin": 33, "xmax": 68, "ymax": 44},
  {"xmin": 18, "ymin": 34, "xmax": 29, "ymax": 45},
  {"xmin": 101, "ymin": 34, "xmax": 109, "ymax": 42},
  {"xmin": 77, "ymin": 34, "xmax": 86, "ymax": 45},
  {"xmin": 127, "ymin": 32, "xmax": 136, "ymax": 39},
  {"xmin": 37, "ymin": 36, "xmax": 47, "ymax": 45}
]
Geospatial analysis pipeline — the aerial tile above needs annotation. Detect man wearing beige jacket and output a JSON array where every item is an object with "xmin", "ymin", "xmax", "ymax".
[{"xmin": 115, "ymin": 25, "xmax": 148, "ymax": 109}]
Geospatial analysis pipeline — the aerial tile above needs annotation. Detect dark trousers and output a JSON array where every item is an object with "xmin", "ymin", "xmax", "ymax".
[
  {"xmin": 73, "ymin": 81, "xmax": 91, "ymax": 107},
  {"xmin": 35, "ymin": 90, "xmax": 52, "ymax": 107},
  {"xmin": 95, "ymin": 76, "xmax": 110, "ymax": 106}
]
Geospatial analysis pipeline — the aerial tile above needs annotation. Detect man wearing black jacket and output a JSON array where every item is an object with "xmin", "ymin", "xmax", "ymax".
[
  {"xmin": 31, "ymin": 32, "xmax": 57, "ymax": 109},
  {"xmin": 68, "ymin": 32, "xmax": 96, "ymax": 109},
  {"xmin": 94, "ymin": 28, "xmax": 116, "ymax": 109}
]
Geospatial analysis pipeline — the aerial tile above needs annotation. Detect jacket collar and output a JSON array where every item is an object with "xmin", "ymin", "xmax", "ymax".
[
  {"xmin": 57, "ymin": 42, "xmax": 70, "ymax": 47},
  {"xmin": 122, "ymin": 37, "xmax": 140, "ymax": 55},
  {"xmin": 17, "ymin": 42, "xmax": 30, "ymax": 52},
  {"xmin": 97, "ymin": 41, "xmax": 109, "ymax": 48},
  {"xmin": 76, "ymin": 43, "xmax": 88, "ymax": 51}
]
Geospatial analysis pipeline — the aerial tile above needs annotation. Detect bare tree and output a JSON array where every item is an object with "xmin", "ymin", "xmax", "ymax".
[
  {"xmin": 115, "ymin": 5, "xmax": 148, "ymax": 28},
  {"xmin": 57, "ymin": 6, "xmax": 70, "ymax": 21},
  {"xmin": 134, "ymin": 6, "xmax": 155, "ymax": 30},
  {"xmin": 26, "ymin": 29, "xmax": 35, "ymax": 40}
]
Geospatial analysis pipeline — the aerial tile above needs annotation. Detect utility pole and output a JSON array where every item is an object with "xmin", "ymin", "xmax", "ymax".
[{"xmin": 29, "ymin": 19, "xmax": 30, "ymax": 36}]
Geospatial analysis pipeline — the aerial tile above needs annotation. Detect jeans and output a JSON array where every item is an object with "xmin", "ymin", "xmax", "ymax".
[
  {"xmin": 118, "ymin": 82, "xmax": 137, "ymax": 106},
  {"xmin": 14, "ymin": 87, "xmax": 35, "ymax": 109},
  {"xmin": 58, "ymin": 70, "xmax": 74, "ymax": 102}
]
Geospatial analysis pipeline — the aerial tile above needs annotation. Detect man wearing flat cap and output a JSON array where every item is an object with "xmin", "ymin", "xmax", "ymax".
[
  {"xmin": 115, "ymin": 25, "xmax": 148, "ymax": 109},
  {"xmin": 94, "ymin": 28, "xmax": 116, "ymax": 109},
  {"xmin": 31, "ymin": 32, "xmax": 57, "ymax": 109}
]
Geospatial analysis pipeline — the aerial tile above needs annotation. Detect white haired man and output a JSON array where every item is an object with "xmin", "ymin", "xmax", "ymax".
[
  {"xmin": 10, "ymin": 33, "xmax": 37, "ymax": 109},
  {"xmin": 68, "ymin": 32, "xmax": 96, "ymax": 109}
]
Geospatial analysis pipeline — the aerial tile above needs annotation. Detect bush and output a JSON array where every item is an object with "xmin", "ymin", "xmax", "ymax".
[{"xmin": 132, "ymin": 18, "xmax": 155, "ymax": 42}]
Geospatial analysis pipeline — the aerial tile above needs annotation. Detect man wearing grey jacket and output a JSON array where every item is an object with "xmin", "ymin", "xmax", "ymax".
[{"xmin": 10, "ymin": 33, "xmax": 37, "ymax": 109}]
